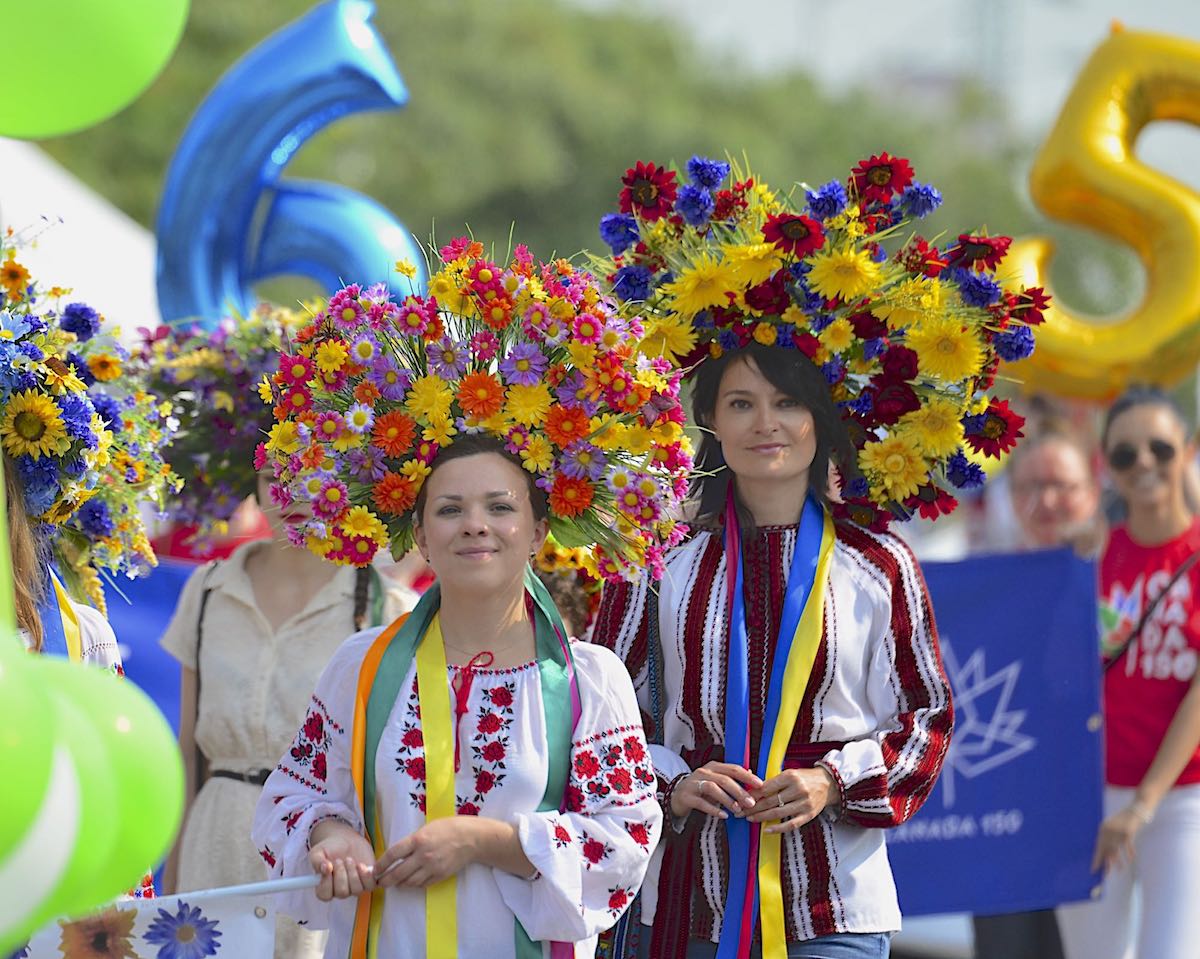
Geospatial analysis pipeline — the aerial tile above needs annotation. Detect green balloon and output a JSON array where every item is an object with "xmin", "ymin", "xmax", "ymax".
[
  {"xmin": 0, "ymin": 0, "xmax": 189, "ymax": 139},
  {"xmin": 22, "ymin": 660, "xmax": 121, "ymax": 929},
  {"xmin": 85, "ymin": 666, "xmax": 184, "ymax": 878}
]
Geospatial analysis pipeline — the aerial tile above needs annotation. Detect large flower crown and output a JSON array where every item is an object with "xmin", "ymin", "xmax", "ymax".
[
  {"xmin": 138, "ymin": 303, "xmax": 308, "ymax": 551},
  {"xmin": 0, "ymin": 232, "xmax": 180, "ymax": 609},
  {"xmin": 1, "ymin": 255, "xmax": 111, "ymax": 528},
  {"xmin": 591, "ymin": 154, "xmax": 1048, "ymax": 530},
  {"xmin": 259, "ymin": 238, "xmax": 692, "ymax": 580}
]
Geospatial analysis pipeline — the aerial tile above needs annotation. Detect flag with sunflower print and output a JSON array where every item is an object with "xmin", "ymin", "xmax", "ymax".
[
  {"xmin": 590, "ymin": 153, "xmax": 1047, "ymax": 531},
  {"xmin": 22, "ymin": 886, "xmax": 278, "ymax": 959}
]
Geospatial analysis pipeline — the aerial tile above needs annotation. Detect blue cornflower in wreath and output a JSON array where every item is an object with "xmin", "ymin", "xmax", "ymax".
[{"xmin": 143, "ymin": 901, "xmax": 222, "ymax": 959}]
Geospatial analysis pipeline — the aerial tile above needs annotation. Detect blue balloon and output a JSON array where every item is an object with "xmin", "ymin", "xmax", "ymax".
[
  {"xmin": 155, "ymin": 0, "xmax": 426, "ymax": 325},
  {"xmin": 250, "ymin": 180, "xmax": 423, "ymax": 300}
]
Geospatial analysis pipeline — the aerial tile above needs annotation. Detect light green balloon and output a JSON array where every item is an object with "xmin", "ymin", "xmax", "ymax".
[
  {"xmin": 85, "ymin": 666, "xmax": 185, "ymax": 877},
  {"xmin": 18, "ymin": 660, "xmax": 120, "ymax": 929},
  {"xmin": 0, "ymin": 459, "xmax": 183, "ymax": 952},
  {"xmin": 0, "ymin": 0, "xmax": 189, "ymax": 139}
]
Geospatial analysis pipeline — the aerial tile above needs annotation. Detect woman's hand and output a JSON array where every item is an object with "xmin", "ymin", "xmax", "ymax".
[
  {"xmin": 669, "ymin": 762, "xmax": 763, "ymax": 821},
  {"xmin": 1092, "ymin": 803, "xmax": 1152, "ymax": 874},
  {"xmin": 374, "ymin": 817, "xmax": 487, "ymax": 888},
  {"xmin": 308, "ymin": 821, "xmax": 377, "ymax": 901},
  {"xmin": 746, "ymin": 768, "xmax": 836, "ymax": 834}
]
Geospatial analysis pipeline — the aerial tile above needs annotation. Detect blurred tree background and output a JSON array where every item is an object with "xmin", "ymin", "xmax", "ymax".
[{"xmin": 38, "ymin": 0, "xmax": 1139, "ymax": 315}]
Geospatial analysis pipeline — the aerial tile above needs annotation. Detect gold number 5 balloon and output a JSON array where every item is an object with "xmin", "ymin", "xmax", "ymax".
[{"xmin": 1008, "ymin": 26, "xmax": 1200, "ymax": 400}]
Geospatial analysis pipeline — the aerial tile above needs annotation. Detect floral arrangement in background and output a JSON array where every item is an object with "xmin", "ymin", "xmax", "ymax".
[
  {"xmin": 533, "ymin": 534, "xmax": 604, "ymax": 635},
  {"xmin": 590, "ymin": 153, "xmax": 1048, "ymax": 530},
  {"xmin": 138, "ymin": 302, "xmax": 309, "ymax": 552},
  {"xmin": 57, "ymin": 317, "xmax": 181, "ymax": 612},
  {"xmin": 259, "ymin": 239, "xmax": 693, "ymax": 580}
]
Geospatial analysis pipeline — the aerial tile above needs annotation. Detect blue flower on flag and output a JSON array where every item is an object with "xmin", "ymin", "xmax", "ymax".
[{"xmin": 143, "ymin": 901, "xmax": 222, "ymax": 959}]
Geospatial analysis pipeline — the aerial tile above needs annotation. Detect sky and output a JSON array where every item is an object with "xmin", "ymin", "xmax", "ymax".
[{"xmin": 577, "ymin": 0, "xmax": 1200, "ymax": 190}]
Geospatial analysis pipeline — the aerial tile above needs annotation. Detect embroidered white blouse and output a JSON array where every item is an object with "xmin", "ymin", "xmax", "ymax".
[{"xmin": 251, "ymin": 632, "xmax": 662, "ymax": 958}]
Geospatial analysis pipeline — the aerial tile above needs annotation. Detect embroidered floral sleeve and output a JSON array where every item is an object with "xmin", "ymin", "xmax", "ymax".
[
  {"xmin": 493, "ymin": 643, "xmax": 663, "ymax": 942},
  {"xmin": 251, "ymin": 630, "xmax": 373, "ymax": 927},
  {"xmin": 593, "ymin": 573, "xmax": 691, "ymax": 818},
  {"xmin": 816, "ymin": 532, "xmax": 954, "ymax": 828}
]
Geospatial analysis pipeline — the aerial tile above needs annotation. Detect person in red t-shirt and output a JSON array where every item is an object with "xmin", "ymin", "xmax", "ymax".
[{"xmin": 1058, "ymin": 388, "xmax": 1200, "ymax": 959}]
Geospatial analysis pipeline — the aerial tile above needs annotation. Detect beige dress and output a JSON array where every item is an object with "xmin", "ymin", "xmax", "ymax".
[{"xmin": 160, "ymin": 541, "xmax": 415, "ymax": 959}]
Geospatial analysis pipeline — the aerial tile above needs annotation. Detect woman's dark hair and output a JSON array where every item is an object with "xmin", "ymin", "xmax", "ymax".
[
  {"xmin": 1101, "ymin": 386, "xmax": 1190, "ymax": 450},
  {"xmin": 352, "ymin": 566, "xmax": 372, "ymax": 632},
  {"xmin": 690, "ymin": 343, "xmax": 858, "ymax": 528},
  {"xmin": 412, "ymin": 432, "xmax": 548, "ymax": 524}
]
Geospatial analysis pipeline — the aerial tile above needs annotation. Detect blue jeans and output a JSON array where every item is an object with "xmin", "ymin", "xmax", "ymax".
[{"xmin": 637, "ymin": 932, "xmax": 891, "ymax": 959}]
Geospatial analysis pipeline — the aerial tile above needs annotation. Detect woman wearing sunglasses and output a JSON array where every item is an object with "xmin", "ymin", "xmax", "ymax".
[{"xmin": 1058, "ymin": 387, "xmax": 1200, "ymax": 959}]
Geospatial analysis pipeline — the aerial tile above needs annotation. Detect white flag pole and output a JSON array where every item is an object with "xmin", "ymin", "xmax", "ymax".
[{"xmin": 167, "ymin": 874, "xmax": 321, "ymax": 903}]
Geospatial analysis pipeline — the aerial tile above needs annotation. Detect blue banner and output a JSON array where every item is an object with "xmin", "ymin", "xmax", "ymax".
[
  {"xmin": 104, "ymin": 559, "xmax": 196, "ymax": 736},
  {"xmin": 887, "ymin": 548, "xmax": 1103, "ymax": 915}
]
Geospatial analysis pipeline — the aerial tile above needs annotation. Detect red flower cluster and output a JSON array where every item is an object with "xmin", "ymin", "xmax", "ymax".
[{"xmin": 620, "ymin": 161, "xmax": 678, "ymax": 221}]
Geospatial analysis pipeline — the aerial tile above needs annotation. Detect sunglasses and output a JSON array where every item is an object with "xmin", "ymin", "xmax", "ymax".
[{"xmin": 1106, "ymin": 438, "xmax": 1177, "ymax": 472}]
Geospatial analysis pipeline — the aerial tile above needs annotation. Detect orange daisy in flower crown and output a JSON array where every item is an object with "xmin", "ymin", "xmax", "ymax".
[
  {"xmin": 259, "ymin": 237, "xmax": 692, "ymax": 579},
  {"xmin": 544, "ymin": 403, "xmax": 591, "ymax": 448},
  {"xmin": 456, "ymin": 370, "xmax": 504, "ymax": 420}
]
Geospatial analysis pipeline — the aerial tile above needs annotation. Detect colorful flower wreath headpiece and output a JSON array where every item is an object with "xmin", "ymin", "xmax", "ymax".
[
  {"xmin": 259, "ymin": 238, "xmax": 693, "ymax": 580},
  {"xmin": 138, "ymin": 303, "xmax": 308, "ymax": 552},
  {"xmin": 591, "ymin": 153, "xmax": 1049, "ymax": 530},
  {"xmin": 1, "ymin": 256, "xmax": 111, "ymax": 529},
  {"xmin": 0, "ymin": 231, "xmax": 180, "ymax": 610}
]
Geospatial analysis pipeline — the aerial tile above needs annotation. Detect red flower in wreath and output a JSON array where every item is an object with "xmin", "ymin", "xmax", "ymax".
[
  {"xmin": 964, "ymin": 398, "xmax": 1025, "ymax": 458},
  {"xmin": 619, "ymin": 161, "xmax": 678, "ymax": 222},
  {"xmin": 946, "ymin": 233, "xmax": 1011, "ymax": 271},
  {"xmin": 1013, "ymin": 286, "xmax": 1051, "ymax": 326},
  {"xmin": 907, "ymin": 485, "xmax": 959, "ymax": 521},
  {"xmin": 851, "ymin": 152, "xmax": 914, "ymax": 203},
  {"xmin": 762, "ymin": 212, "xmax": 826, "ymax": 257}
]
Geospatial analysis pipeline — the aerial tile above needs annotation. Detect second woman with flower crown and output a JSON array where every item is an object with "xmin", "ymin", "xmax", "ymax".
[{"xmin": 590, "ymin": 153, "xmax": 1043, "ymax": 958}]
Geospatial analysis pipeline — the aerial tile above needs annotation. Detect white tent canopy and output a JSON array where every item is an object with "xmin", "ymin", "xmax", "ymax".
[{"xmin": 0, "ymin": 137, "xmax": 157, "ymax": 342}]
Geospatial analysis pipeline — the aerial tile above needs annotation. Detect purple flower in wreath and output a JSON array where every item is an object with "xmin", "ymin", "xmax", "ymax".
[
  {"xmin": 498, "ymin": 342, "xmax": 548, "ymax": 387},
  {"xmin": 143, "ymin": 901, "xmax": 223, "ymax": 959},
  {"xmin": 426, "ymin": 336, "xmax": 469, "ymax": 381}
]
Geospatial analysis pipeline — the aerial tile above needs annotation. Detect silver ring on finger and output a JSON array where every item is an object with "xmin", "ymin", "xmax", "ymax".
[{"xmin": 777, "ymin": 793, "xmax": 786, "ymax": 808}]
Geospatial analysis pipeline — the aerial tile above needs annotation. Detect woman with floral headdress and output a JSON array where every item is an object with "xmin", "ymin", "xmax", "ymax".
[
  {"xmin": 144, "ymin": 306, "xmax": 416, "ymax": 959},
  {"xmin": 590, "ymin": 154, "xmax": 1044, "ymax": 959},
  {"xmin": 250, "ymin": 242, "xmax": 690, "ymax": 957},
  {"xmin": 1, "ymin": 241, "xmax": 174, "ymax": 901}
]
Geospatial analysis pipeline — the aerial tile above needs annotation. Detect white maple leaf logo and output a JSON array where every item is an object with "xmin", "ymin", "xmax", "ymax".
[{"xmin": 938, "ymin": 639, "xmax": 1035, "ymax": 808}]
